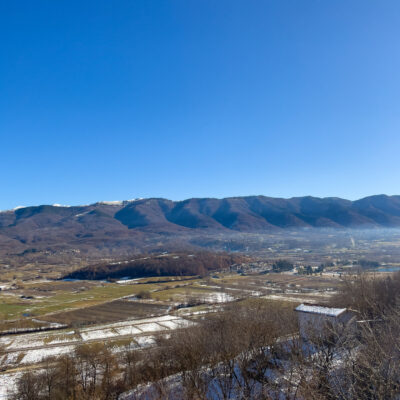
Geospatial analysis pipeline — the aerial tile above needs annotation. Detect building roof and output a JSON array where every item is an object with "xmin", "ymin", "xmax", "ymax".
[{"xmin": 295, "ymin": 303, "xmax": 347, "ymax": 317}]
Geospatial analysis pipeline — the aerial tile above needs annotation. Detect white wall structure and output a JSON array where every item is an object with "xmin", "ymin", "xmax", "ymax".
[{"xmin": 295, "ymin": 303, "xmax": 355, "ymax": 340}]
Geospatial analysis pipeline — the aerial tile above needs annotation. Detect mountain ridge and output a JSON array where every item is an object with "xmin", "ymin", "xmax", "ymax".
[{"xmin": 1, "ymin": 194, "xmax": 400, "ymax": 260}]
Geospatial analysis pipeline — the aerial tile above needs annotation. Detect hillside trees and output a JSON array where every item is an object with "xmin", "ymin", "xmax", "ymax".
[
  {"xmin": 272, "ymin": 259, "xmax": 294, "ymax": 272},
  {"xmin": 65, "ymin": 252, "xmax": 248, "ymax": 280},
  {"xmin": 11, "ymin": 272, "xmax": 400, "ymax": 400},
  {"xmin": 332, "ymin": 271, "xmax": 400, "ymax": 318},
  {"xmin": 11, "ymin": 343, "xmax": 123, "ymax": 400}
]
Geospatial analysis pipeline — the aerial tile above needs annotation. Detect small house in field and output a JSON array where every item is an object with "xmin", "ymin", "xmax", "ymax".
[{"xmin": 295, "ymin": 303, "xmax": 356, "ymax": 339}]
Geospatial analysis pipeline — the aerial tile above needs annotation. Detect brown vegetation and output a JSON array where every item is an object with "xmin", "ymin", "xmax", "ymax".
[
  {"xmin": 42, "ymin": 300, "xmax": 169, "ymax": 326},
  {"xmin": 3, "ymin": 196, "xmax": 400, "ymax": 268},
  {"xmin": 332, "ymin": 271, "xmax": 400, "ymax": 318},
  {"xmin": 64, "ymin": 252, "xmax": 248, "ymax": 281},
  {"xmin": 10, "ymin": 272, "xmax": 400, "ymax": 399}
]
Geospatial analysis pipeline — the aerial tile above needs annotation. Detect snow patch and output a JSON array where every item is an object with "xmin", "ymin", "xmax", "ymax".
[
  {"xmin": 96, "ymin": 199, "xmax": 143, "ymax": 206},
  {"xmin": 21, "ymin": 345, "xmax": 75, "ymax": 364},
  {"xmin": 0, "ymin": 372, "xmax": 22, "ymax": 400},
  {"xmin": 201, "ymin": 292, "xmax": 235, "ymax": 303},
  {"xmin": 135, "ymin": 336, "xmax": 155, "ymax": 347}
]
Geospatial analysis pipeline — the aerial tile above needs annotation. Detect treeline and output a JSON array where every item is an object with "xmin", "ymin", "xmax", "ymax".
[
  {"xmin": 272, "ymin": 259, "xmax": 293, "ymax": 272},
  {"xmin": 8, "ymin": 301, "xmax": 295, "ymax": 400},
  {"xmin": 63, "ymin": 252, "xmax": 248, "ymax": 280},
  {"xmin": 332, "ymin": 270, "xmax": 400, "ymax": 318},
  {"xmin": 355, "ymin": 259, "xmax": 380, "ymax": 269},
  {"xmin": 10, "ymin": 272, "xmax": 400, "ymax": 399}
]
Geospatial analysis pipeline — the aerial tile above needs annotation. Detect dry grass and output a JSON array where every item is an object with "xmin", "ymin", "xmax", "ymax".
[
  {"xmin": 0, "ymin": 271, "xmax": 342, "ymax": 328},
  {"xmin": 41, "ymin": 299, "xmax": 169, "ymax": 326}
]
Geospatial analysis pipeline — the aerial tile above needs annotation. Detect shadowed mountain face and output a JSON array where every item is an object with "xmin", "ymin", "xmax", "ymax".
[
  {"xmin": 114, "ymin": 195, "xmax": 400, "ymax": 230},
  {"xmin": 1, "ymin": 195, "xmax": 400, "ymax": 258}
]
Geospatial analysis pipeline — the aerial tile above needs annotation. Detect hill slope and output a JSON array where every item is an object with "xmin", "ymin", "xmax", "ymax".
[
  {"xmin": 64, "ymin": 252, "xmax": 248, "ymax": 280},
  {"xmin": 1, "ymin": 195, "xmax": 400, "ymax": 260}
]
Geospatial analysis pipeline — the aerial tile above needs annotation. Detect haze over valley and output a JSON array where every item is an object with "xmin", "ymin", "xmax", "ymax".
[
  {"xmin": 2, "ymin": 0, "xmax": 400, "ymax": 398},
  {"xmin": 2, "ymin": 194, "xmax": 400, "ymax": 266}
]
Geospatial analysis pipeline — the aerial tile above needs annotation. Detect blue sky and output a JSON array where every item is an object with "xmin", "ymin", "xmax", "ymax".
[{"xmin": 1, "ymin": 1, "xmax": 400, "ymax": 210}]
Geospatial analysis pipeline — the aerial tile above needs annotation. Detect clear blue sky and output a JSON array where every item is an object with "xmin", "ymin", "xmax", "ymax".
[{"xmin": 1, "ymin": 1, "xmax": 400, "ymax": 210}]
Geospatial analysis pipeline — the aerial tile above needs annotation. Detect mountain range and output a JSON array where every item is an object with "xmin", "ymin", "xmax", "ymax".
[{"xmin": 1, "ymin": 195, "xmax": 400, "ymax": 260}]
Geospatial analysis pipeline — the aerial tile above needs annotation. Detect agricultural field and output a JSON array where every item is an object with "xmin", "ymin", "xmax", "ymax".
[
  {"xmin": 0, "ymin": 267, "xmax": 343, "ymax": 338},
  {"xmin": 42, "ymin": 300, "xmax": 170, "ymax": 325},
  {"xmin": 1, "ymin": 259, "xmax": 398, "ymax": 399},
  {"xmin": 0, "ymin": 277, "xmax": 201, "ymax": 325},
  {"xmin": 0, "ymin": 313, "xmax": 194, "ymax": 400}
]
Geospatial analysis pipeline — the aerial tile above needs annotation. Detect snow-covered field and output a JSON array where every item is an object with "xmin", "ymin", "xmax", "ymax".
[
  {"xmin": 0, "ymin": 315, "xmax": 193, "ymax": 368},
  {"xmin": 0, "ymin": 372, "xmax": 21, "ymax": 400},
  {"xmin": 20, "ymin": 345, "xmax": 75, "ymax": 364},
  {"xmin": 0, "ymin": 314, "xmax": 194, "ymax": 399},
  {"xmin": 261, "ymin": 294, "xmax": 318, "ymax": 303},
  {"xmin": 116, "ymin": 278, "xmax": 142, "ymax": 284},
  {"xmin": 0, "ymin": 330, "xmax": 79, "ymax": 350},
  {"xmin": 201, "ymin": 292, "xmax": 235, "ymax": 303}
]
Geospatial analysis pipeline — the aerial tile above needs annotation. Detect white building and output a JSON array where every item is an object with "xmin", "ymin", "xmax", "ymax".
[{"xmin": 295, "ymin": 303, "xmax": 356, "ymax": 339}]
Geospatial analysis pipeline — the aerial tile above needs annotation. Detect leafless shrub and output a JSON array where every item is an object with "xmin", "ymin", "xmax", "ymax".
[{"xmin": 12, "ymin": 275, "xmax": 400, "ymax": 400}]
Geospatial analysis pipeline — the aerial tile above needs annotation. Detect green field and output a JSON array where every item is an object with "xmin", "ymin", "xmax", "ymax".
[
  {"xmin": 0, "ymin": 270, "xmax": 343, "ymax": 331},
  {"xmin": 0, "ymin": 278, "xmax": 203, "ymax": 321}
]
